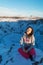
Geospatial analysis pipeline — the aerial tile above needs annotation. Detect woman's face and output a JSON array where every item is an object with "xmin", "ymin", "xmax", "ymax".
[{"xmin": 26, "ymin": 28, "xmax": 32, "ymax": 35}]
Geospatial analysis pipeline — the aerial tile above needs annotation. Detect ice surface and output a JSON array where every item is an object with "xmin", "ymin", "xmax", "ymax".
[{"xmin": 0, "ymin": 20, "xmax": 43, "ymax": 65}]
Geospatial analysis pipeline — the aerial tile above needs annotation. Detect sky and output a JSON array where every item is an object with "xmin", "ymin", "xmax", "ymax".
[{"xmin": 0, "ymin": 0, "xmax": 43, "ymax": 17}]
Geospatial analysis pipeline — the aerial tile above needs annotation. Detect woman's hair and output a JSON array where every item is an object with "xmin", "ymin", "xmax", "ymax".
[{"xmin": 25, "ymin": 26, "xmax": 33, "ymax": 36}]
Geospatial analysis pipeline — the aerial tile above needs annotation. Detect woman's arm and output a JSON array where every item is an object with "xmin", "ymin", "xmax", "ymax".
[
  {"xmin": 20, "ymin": 37, "xmax": 25, "ymax": 49},
  {"xmin": 20, "ymin": 37, "xmax": 23, "ymax": 45},
  {"xmin": 32, "ymin": 35, "xmax": 35, "ymax": 45},
  {"xmin": 20, "ymin": 33, "xmax": 26, "ymax": 45}
]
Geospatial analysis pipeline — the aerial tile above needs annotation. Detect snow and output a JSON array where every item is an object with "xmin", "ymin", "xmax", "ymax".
[{"xmin": 0, "ymin": 19, "xmax": 43, "ymax": 65}]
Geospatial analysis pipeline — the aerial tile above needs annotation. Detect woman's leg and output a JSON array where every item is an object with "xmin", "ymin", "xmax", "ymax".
[
  {"xmin": 28, "ymin": 48, "xmax": 36, "ymax": 61},
  {"xmin": 29, "ymin": 48, "xmax": 36, "ymax": 56}
]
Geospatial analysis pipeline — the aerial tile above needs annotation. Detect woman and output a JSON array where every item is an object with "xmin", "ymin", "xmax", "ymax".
[{"xmin": 20, "ymin": 26, "xmax": 36, "ymax": 60}]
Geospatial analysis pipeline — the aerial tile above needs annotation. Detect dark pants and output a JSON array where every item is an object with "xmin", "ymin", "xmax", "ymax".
[{"xmin": 21, "ymin": 43, "xmax": 33, "ymax": 52}]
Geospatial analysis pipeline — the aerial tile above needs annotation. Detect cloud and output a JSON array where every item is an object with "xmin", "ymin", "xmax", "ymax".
[
  {"xmin": 0, "ymin": 7, "xmax": 43, "ymax": 17},
  {"xmin": 0, "ymin": 7, "xmax": 18, "ymax": 16},
  {"xmin": 29, "ymin": 10, "xmax": 43, "ymax": 17},
  {"xmin": 20, "ymin": 10, "xmax": 43, "ymax": 17}
]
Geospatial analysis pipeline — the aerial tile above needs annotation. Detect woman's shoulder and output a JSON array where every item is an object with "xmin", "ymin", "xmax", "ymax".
[
  {"xmin": 23, "ymin": 33, "xmax": 26, "ymax": 37},
  {"xmin": 32, "ymin": 35, "xmax": 35, "ymax": 37}
]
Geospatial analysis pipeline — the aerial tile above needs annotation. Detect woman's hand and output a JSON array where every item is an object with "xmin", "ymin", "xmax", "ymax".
[{"xmin": 23, "ymin": 49, "xmax": 28, "ymax": 53}]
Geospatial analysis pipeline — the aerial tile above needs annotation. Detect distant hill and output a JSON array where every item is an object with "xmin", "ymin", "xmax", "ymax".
[{"xmin": 0, "ymin": 16, "xmax": 43, "ymax": 21}]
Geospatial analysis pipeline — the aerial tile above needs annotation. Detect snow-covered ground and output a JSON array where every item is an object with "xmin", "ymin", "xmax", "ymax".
[{"xmin": 0, "ymin": 19, "xmax": 43, "ymax": 65}]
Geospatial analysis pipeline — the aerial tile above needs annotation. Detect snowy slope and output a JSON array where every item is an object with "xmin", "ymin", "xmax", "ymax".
[{"xmin": 0, "ymin": 19, "xmax": 43, "ymax": 65}]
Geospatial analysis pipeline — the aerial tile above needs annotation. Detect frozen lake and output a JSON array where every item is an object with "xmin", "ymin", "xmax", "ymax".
[{"xmin": 0, "ymin": 19, "xmax": 43, "ymax": 65}]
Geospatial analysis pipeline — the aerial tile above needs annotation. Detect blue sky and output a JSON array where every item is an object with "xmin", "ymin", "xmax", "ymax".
[{"xmin": 0, "ymin": 0, "xmax": 43, "ymax": 17}]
